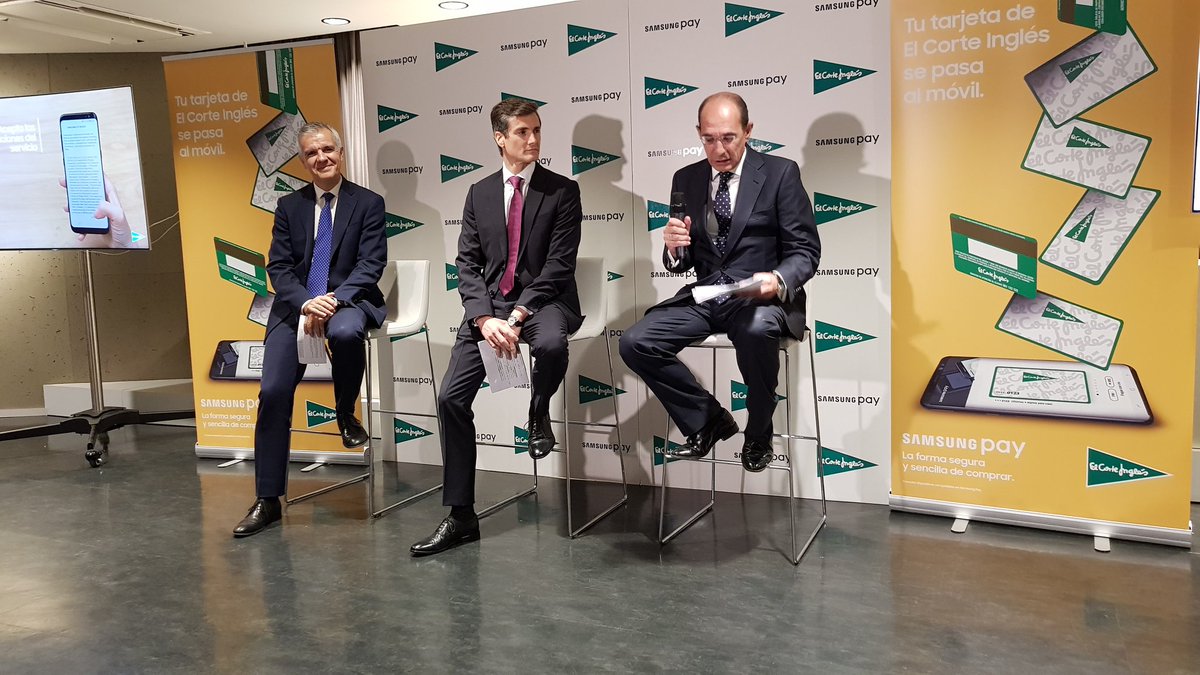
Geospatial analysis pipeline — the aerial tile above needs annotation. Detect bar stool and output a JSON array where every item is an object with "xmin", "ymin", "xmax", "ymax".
[{"xmin": 656, "ymin": 329, "xmax": 827, "ymax": 564}]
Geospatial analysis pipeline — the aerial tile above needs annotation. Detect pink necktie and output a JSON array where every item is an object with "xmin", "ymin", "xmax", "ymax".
[{"xmin": 500, "ymin": 175, "xmax": 523, "ymax": 296}]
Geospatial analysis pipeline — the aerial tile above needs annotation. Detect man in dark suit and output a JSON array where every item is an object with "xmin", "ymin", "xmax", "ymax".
[
  {"xmin": 620, "ymin": 92, "xmax": 820, "ymax": 472},
  {"xmin": 410, "ymin": 99, "xmax": 582, "ymax": 556},
  {"xmin": 233, "ymin": 122, "xmax": 388, "ymax": 537}
]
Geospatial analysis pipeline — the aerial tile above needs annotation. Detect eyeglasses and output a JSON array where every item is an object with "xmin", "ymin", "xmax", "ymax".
[{"xmin": 699, "ymin": 134, "xmax": 741, "ymax": 147}]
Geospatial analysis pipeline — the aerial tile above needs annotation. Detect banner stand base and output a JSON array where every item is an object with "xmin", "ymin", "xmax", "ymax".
[
  {"xmin": 890, "ymin": 495, "xmax": 1192, "ymax": 549},
  {"xmin": 951, "ymin": 517, "xmax": 969, "ymax": 534},
  {"xmin": 195, "ymin": 444, "xmax": 367, "ymax": 466},
  {"xmin": 1094, "ymin": 536, "xmax": 1111, "ymax": 553}
]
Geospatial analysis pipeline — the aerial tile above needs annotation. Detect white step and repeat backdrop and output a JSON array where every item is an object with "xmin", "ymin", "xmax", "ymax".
[{"xmin": 360, "ymin": 0, "xmax": 891, "ymax": 503}]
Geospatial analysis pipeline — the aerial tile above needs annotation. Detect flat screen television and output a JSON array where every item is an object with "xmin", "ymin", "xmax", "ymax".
[{"xmin": 0, "ymin": 86, "xmax": 149, "ymax": 250}]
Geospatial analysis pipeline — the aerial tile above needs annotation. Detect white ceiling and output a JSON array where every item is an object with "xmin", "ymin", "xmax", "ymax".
[{"xmin": 0, "ymin": 0, "xmax": 579, "ymax": 53}]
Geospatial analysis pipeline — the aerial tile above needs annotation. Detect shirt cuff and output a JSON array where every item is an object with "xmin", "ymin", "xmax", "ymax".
[{"xmin": 772, "ymin": 270, "xmax": 789, "ymax": 302}]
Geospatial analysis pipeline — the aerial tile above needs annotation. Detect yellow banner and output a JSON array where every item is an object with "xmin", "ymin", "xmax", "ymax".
[
  {"xmin": 164, "ymin": 43, "xmax": 354, "ymax": 457},
  {"xmin": 892, "ymin": 1, "xmax": 1197, "ymax": 539}
]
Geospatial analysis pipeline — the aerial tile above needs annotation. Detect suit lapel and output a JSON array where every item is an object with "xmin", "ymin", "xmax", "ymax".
[
  {"xmin": 299, "ymin": 184, "xmax": 318, "ymax": 265},
  {"xmin": 517, "ymin": 164, "xmax": 545, "ymax": 263},
  {"xmin": 330, "ymin": 179, "xmax": 355, "ymax": 257},
  {"xmin": 722, "ymin": 148, "xmax": 764, "ymax": 263}
]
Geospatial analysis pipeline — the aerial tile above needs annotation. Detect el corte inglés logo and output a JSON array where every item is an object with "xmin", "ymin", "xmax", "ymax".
[
  {"xmin": 820, "ymin": 447, "xmax": 877, "ymax": 476},
  {"xmin": 725, "ymin": 3, "xmax": 784, "ymax": 37},
  {"xmin": 440, "ymin": 154, "xmax": 483, "ymax": 182},
  {"xmin": 1041, "ymin": 302, "xmax": 1082, "ymax": 323},
  {"xmin": 567, "ymin": 24, "xmax": 617, "ymax": 55},
  {"xmin": 385, "ymin": 213, "xmax": 422, "ymax": 238},
  {"xmin": 1066, "ymin": 210, "xmax": 1094, "ymax": 242},
  {"xmin": 571, "ymin": 145, "xmax": 620, "ymax": 175},
  {"xmin": 1066, "ymin": 127, "xmax": 1108, "ymax": 149},
  {"xmin": 813, "ymin": 59, "xmax": 876, "ymax": 93},
  {"xmin": 814, "ymin": 320, "xmax": 876, "ymax": 353},
  {"xmin": 395, "ymin": 419, "xmax": 432, "ymax": 443},
  {"xmin": 747, "ymin": 137, "xmax": 785, "ymax": 154},
  {"xmin": 1087, "ymin": 447, "xmax": 1167, "ymax": 486},
  {"xmin": 305, "ymin": 400, "xmax": 337, "ymax": 428},
  {"xmin": 273, "ymin": 177, "xmax": 295, "ymax": 193},
  {"xmin": 813, "ymin": 193, "xmax": 876, "ymax": 225},
  {"xmin": 501, "ymin": 92, "xmax": 547, "ymax": 108},
  {"xmin": 513, "ymin": 426, "xmax": 529, "ymax": 454},
  {"xmin": 647, "ymin": 200, "xmax": 670, "ymax": 231},
  {"xmin": 377, "ymin": 105, "xmax": 418, "ymax": 132},
  {"xmin": 1022, "ymin": 372, "xmax": 1055, "ymax": 382},
  {"xmin": 434, "ymin": 42, "xmax": 477, "ymax": 71},
  {"xmin": 730, "ymin": 380, "xmax": 784, "ymax": 411},
  {"xmin": 265, "ymin": 127, "xmax": 285, "ymax": 146},
  {"xmin": 579, "ymin": 375, "xmax": 626, "ymax": 404},
  {"xmin": 652, "ymin": 435, "xmax": 685, "ymax": 465},
  {"xmin": 1060, "ymin": 52, "xmax": 1101, "ymax": 83},
  {"xmin": 445, "ymin": 263, "xmax": 459, "ymax": 290},
  {"xmin": 607, "ymin": 271, "xmax": 623, "ymax": 281},
  {"xmin": 644, "ymin": 77, "xmax": 699, "ymax": 108}
]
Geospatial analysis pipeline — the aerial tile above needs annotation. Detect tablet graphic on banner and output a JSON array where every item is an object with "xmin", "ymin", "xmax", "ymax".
[
  {"xmin": 566, "ymin": 24, "xmax": 617, "ymax": 55},
  {"xmin": 820, "ymin": 447, "xmax": 877, "ymax": 476},
  {"xmin": 949, "ymin": 214, "xmax": 1037, "ymax": 298},
  {"xmin": 724, "ymin": 3, "xmax": 785, "ymax": 37}
]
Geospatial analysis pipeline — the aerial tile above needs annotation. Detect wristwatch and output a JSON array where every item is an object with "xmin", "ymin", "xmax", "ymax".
[{"xmin": 507, "ymin": 315, "xmax": 523, "ymax": 328}]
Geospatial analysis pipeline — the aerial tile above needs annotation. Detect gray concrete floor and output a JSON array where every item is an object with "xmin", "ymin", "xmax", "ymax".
[{"xmin": 0, "ymin": 418, "xmax": 1197, "ymax": 674}]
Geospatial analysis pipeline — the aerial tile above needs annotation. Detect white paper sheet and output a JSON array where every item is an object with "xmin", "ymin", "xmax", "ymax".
[
  {"xmin": 478, "ymin": 340, "xmax": 529, "ymax": 392},
  {"xmin": 297, "ymin": 316, "xmax": 329, "ymax": 364},
  {"xmin": 690, "ymin": 277, "xmax": 763, "ymax": 303}
]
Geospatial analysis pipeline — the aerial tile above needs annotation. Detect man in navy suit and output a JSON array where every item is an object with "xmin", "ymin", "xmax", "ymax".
[
  {"xmin": 410, "ymin": 99, "xmax": 582, "ymax": 556},
  {"xmin": 234, "ymin": 122, "xmax": 387, "ymax": 537},
  {"xmin": 620, "ymin": 92, "xmax": 821, "ymax": 472}
]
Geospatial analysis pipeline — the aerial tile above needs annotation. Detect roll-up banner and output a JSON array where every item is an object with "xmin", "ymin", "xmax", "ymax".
[
  {"xmin": 164, "ymin": 41, "xmax": 357, "ymax": 462},
  {"xmin": 891, "ymin": 1, "xmax": 1198, "ymax": 545}
]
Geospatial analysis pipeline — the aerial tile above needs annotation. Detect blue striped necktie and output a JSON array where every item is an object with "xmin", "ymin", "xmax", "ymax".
[{"xmin": 306, "ymin": 192, "xmax": 334, "ymax": 297}]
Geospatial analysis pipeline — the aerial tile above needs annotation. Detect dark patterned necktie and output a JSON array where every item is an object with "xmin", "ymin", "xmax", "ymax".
[
  {"xmin": 306, "ymin": 192, "xmax": 334, "ymax": 297},
  {"xmin": 712, "ymin": 172, "xmax": 735, "ymax": 299}
]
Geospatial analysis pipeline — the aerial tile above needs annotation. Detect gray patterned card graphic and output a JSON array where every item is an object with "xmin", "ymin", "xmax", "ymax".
[
  {"xmin": 251, "ymin": 168, "xmax": 308, "ymax": 213},
  {"xmin": 246, "ymin": 109, "xmax": 307, "ymax": 175},
  {"xmin": 1025, "ymin": 27, "xmax": 1156, "ymax": 128},
  {"xmin": 1040, "ymin": 187, "xmax": 1159, "ymax": 285},
  {"xmin": 996, "ymin": 291, "xmax": 1122, "ymax": 369},
  {"xmin": 1021, "ymin": 115, "xmax": 1150, "ymax": 198},
  {"xmin": 990, "ymin": 366, "xmax": 1090, "ymax": 403}
]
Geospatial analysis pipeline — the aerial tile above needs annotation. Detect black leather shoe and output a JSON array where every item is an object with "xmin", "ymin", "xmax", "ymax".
[
  {"xmin": 671, "ymin": 408, "xmax": 738, "ymax": 459},
  {"xmin": 232, "ymin": 498, "xmax": 282, "ymax": 538},
  {"xmin": 337, "ymin": 413, "xmax": 369, "ymax": 448},
  {"xmin": 410, "ymin": 515, "xmax": 481, "ymax": 556},
  {"xmin": 741, "ymin": 438, "xmax": 772, "ymax": 473},
  {"xmin": 526, "ymin": 414, "xmax": 555, "ymax": 459}
]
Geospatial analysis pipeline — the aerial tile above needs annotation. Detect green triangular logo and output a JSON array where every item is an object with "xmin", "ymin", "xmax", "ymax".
[
  {"xmin": 1022, "ymin": 372, "xmax": 1055, "ymax": 382},
  {"xmin": 1087, "ymin": 447, "xmax": 1168, "ymax": 487},
  {"xmin": 607, "ymin": 271, "xmax": 623, "ymax": 282},
  {"xmin": 725, "ymin": 3, "xmax": 784, "ymax": 37},
  {"xmin": 479, "ymin": 381, "xmax": 490, "ymax": 389},
  {"xmin": 814, "ymin": 59, "xmax": 876, "ymax": 94},
  {"xmin": 1042, "ymin": 302, "xmax": 1082, "ymax": 323},
  {"xmin": 747, "ymin": 137, "xmax": 785, "ymax": 154},
  {"xmin": 384, "ymin": 212, "xmax": 422, "ymax": 238},
  {"xmin": 305, "ymin": 400, "xmax": 337, "ymax": 428},
  {"xmin": 1060, "ymin": 52, "xmax": 1101, "ymax": 83},
  {"xmin": 377, "ymin": 105, "xmax": 418, "ymax": 133},
  {"xmin": 814, "ymin": 192, "xmax": 876, "ymax": 225},
  {"xmin": 501, "ymin": 92, "xmax": 547, "ymax": 108},
  {"xmin": 730, "ymin": 381, "xmax": 785, "ymax": 412},
  {"xmin": 440, "ymin": 154, "xmax": 484, "ymax": 182},
  {"xmin": 434, "ymin": 42, "xmax": 477, "ymax": 71},
  {"xmin": 647, "ymin": 200, "xmax": 670, "ymax": 231},
  {"xmin": 265, "ymin": 127, "xmax": 286, "ymax": 146},
  {"xmin": 390, "ymin": 326, "xmax": 427, "ymax": 342},
  {"xmin": 445, "ymin": 263, "xmax": 459, "ymax": 291},
  {"xmin": 1066, "ymin": 209, "xmax": 1095, "ymax": 242},
  {"xmin": 644, "ymin": 76, "xmax": 699, "ymax": 109},
  {"xmin": 513, "ymin": 426, "xmax": 529, "ymax": 454},
  {"xmin": 273, "ymin": 177, "xmax": 295, "ymax": 193},
  {"xmin": 579, "ymin": 375, "xmax": 626, "ymax": 404},
  {"xmin": 652, "ymin": 435, "xmax": 685, "ymax": 465},
  {"xmin": 572, "ymin": 145, "xmax": 620, "ymax": 175},
  {"xmin": 1067, "ymin": 127, "xmax": 1109, "ymax": 149},
  {"xmin": 394, "ymin": 419, "xmax": 432, "ymax": 443},
  {"xmin": 815, "ymin": 320, "xmax": 876, "ymax": 353},
  {"xmin": 567, "ymin": 24, "xmax": 617, "ymax": 55},
  {"xmin": 820, "ymin": 447, "xmax": 877, "ymax": 476}
]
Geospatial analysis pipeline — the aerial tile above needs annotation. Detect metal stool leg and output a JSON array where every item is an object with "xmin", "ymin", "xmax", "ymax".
[{"xmin": 566, "ymin": 329, "xmax": 629, "ymax": 538}]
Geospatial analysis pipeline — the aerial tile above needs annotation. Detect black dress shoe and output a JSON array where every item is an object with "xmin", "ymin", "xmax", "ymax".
[
  {"xmin": 232, "ymin": 498, "xmax": 282, "ymax": 538},
  {"xmin": 337, "ymin": 413, "xmax": 369, "ymax": 448},
  {"xmin": 410, "ymin": 515, "xmax": 481, "ymax": 556},
  {"xmin": 741, "ymin": 437, "xmax": 772, "ymax": 472},
  {"xmin": 526, "ymin": 414, "xmax": 555, "ymax": 459},
  {"xmin": 671, "ymin": 408, "xmax": 738, "ymax": 459}
]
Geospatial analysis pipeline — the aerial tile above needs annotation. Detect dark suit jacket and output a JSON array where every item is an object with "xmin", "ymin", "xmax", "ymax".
[
  {"xmin": 656, "ymin": 148, "xmax": 820, "ymax": 338},
  {"xmin": 265, "ymin": 178, "xmax": 388, "ymax": 333},
  {"xmin": 455, "ymin": 163, "xmax": 583, "ymax": 332}
]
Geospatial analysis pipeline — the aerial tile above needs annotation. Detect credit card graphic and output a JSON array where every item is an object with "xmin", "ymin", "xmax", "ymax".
[
  {"xmin": 247, "ymin": 292, "xmax": 275, "ymax": 327},
  {"xmin": 950, "ymin": 214, "xmax": 1038, "ymax": 298},
  {"xmin": 1025, "ymin": 26, "xmax": 1155, "ymax": 127},
  {"xmin": 256, "ymin": 48, "xmax": 298, "ymax": 114},
  {"xmin": 996, "ymin": 291, "xmax": 1122, "ymax": 369},
  {"xmin": 990, "ymin": 366, "xmax": 1090, "ymax": 403},
  {"xmin": 1021, "ymin": 115, "xmax": 1150, "ymax": 198},
  {"xmin": 214, "ymin": 237, "xmax": 268, "ymax": 296},
  {"xmin": 246, "ymin": 109, "xmax": 306, "ymax": 175},
  {"xmin": 1040, "ymin": 187, "xmax": 1159, "ymax": 285},
  {"xmin": 1058, "ymin": 0, "xmax": 1127, "ymax": 36},
  {"xmin": 251, "ymin": 168, "xmax": 308, "ymax": 213}
]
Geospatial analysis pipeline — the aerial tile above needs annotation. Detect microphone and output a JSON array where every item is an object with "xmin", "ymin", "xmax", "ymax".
[{"xmin": 669, "ymin": 191, "xmax": 686, "ymax": 222}]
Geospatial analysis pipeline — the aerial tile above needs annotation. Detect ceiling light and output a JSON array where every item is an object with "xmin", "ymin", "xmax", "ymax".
[
  {"xmin": 439, "ymin": 1, "xmax": 468, "ymax": 9},
  {"xmin": 321, "ymin": 17, "xmax": 350, "ymax": 26}
]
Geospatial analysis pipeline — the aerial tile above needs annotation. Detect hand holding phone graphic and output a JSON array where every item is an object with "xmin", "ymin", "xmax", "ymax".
[{"xmin": 59, "ymin": 112, "xmax": 132, "ymax": 248}]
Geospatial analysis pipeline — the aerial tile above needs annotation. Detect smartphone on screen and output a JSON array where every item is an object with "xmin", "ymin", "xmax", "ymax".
[
  {"xmin": 59, "ymin": 112, "xmax": 109, "ymax": 235},
  {"xmin": 920, "ymin": 356, "xmax": 1152, "ymax": 425}
]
